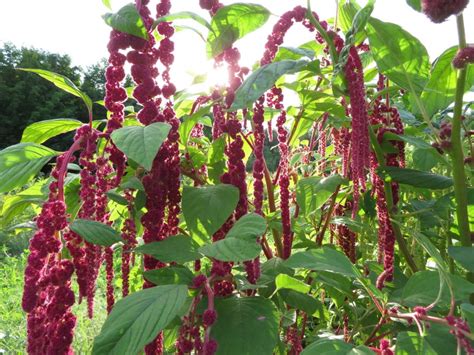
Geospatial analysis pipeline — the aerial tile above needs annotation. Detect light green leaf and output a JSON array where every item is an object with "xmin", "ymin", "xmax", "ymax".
[
  {"xmin": 103, "ymin": 3, "xmax": 149, "ymax": 40},
  {"xmin": 211, "ymin": 296, "xmax": 279, "ymax": 355},
  {"xmin": 230, "ymin": 60, "xmax": 309, "ymax": 110},
  {"xmin": 111, "ymin": 122, "xmax": 171, "ymax": 171},
  {"xmin": 395, "ymin": 332, "xmax": 436, "ymax": 355},
  {"xmin": 155, "ymin": 11, "xmax": 212, "ymax": 31},
  {"xmin": 367, "ymin": 18, "xmax": 430, "ymax": 95},
  {"xmin": 275, "ymin": 274, "xmax": 310, "ymax": 294},
  {"xmin": 207, "ymin": 3, "xmax": 270, "ymax": 57},
  {"xmin": 226, "ymin": 213, "xmax": 266, "ymax": 239},
  {"xmin": 93, "ymin": 285, "xmax": 188, "ymax": 355},
  {"xmin": 0, "ymin": 143, "xmax": 58, "ymax": 193},
  {"xmin": 18, "ymin": 69, "xmax": 93, "ymax": 114},
  {"xmin": 285, "ymin": 247, "xmax": 359, "ymax": 278},
  {"xmin": 70, "ymin": 219, "xmax": 122, "ymax": 247},
  {"xmin": 296, "ymin": 175, "xmax": 344, "ymax": 217},
  {"xmin": 135, "ymin": 235, "xmax": 202, "ymax": 263},
  {"xmin": 182, "ymin": 184, "xmax": 239, "ymax": 238},
  {"xmin": 21, "ymin": 119, "xmax": 82, "ymax": 144}
]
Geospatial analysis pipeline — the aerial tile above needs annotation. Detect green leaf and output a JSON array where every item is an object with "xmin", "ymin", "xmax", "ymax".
[
  {"xmin": 0, "ymin": 143, "xmax": 58, "ymax": 193},
  {"xmin": 179, "ymin": 105, "xmax": 211, "ymax": 146},
  {"xmin": 199, "ymin": 238, "xmax": 261, "ymax": 262},
  {"xmin": 135, "ymin": 235, "xmax": 202, "ymax": 263},
  {"xmin": 406, "ymin": 0, "xmax": 421, "ymax": 11},
  {"xmin": 367, "ymin": 18, "xmax": 430, "ymax": 95},
  {"xmin": 302, "ymin": 339, "xmax": 353, "ymax": 354},
  {"xmin": 296, "ymin": 175, "xmax": 344, "ymax": 217},
  {"xmin": 18, "ymin": 69, "xmax": 93, "ymax": 114},
  {"xmin": 103, "ymin": 3, "xmax": 149, "ymax": 40},
  {"xmin": 182, "ymin": 184, "xmax": 239, "ymax": 238},
  {"xmin": 275, "ymin": 274, "xmax": 310, "ymax": 294},
  {"xmin": 143, "ymin": 266, "xmax": 194, "ymax": 286},
  {"xmin": 461, "ymin": 303, "xmax": 474, "ymax": 329},
  {"xmin": 284, "ymin": 247, "xmax": 359, "ymax": 278},
  {"xmin": 70, "ymin": 219, "xmax": 122, "ymax": 247},
  {"xmin": 379, "ymin": 166, "xmax": 453, "ymax": 189},
  {"xmin": 207, "ymin": 3, "xmax": 270, "ymax": 57},
  {"xmin": 447, "ymin": 246, "xmax": 474, "ymax": 273},
  {"xmin": 226, "ymin": 213, "xmax": 266, "ymax": 239},
  {"xmin": 21, "ymin": 119, "xmax": 82, "ymax": 144},
  {"xmin": 211, "ymin": 296, "xmax": 279, "ymax": 355},
  {"xmin": 230, "ymin": 60, "xmax": 309, "ymax": 110},
  {"xmin": 102, "ymin": 0, "xmax": 112, "ymax": 10},
  {"xmin": 420, "ymin": 46, "xmax": 474, "ymax": 117},
  {"xmin": 93, "ymin": 285, "xmax": 188, "ymax": 355},
  {"xmin": 111, "ymin": 122, "xmax": 171, "ymax": 171},
  {"xmin": 279, "ymin": 289, "xmax": 321, "ymax": 315},
  {"xmin": 155, "ymin": 11, "xmax": 212, "ymax": 31},
  {"xmin": 395, "ymin": 332, "xmax": 436, "ymax": 355}
]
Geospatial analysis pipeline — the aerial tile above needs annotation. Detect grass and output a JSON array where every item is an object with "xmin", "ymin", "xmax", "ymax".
[{"xmin": 0, "ymin": 248, "xmax": 110, "ymax": 354}]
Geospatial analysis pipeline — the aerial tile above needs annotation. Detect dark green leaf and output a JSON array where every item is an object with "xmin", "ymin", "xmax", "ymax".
[
  {"xmin": 296, "ymin": 175, "xmax": 344, "ymax": 217},
  {"xmin": 93, "ymin": 285, "xmax": 188, "ymax": 355},
  {"xmin": 279, "ymin": 289, "xmax": 321, "ymax": 315},
  {"xmin": 211, "ymin": 296, "xmax": 279, "ymax": 355},
  {"xmin": 135, "ymin": 235, "xmax": 202, "ymax": 263},
  {"xmin": 21, "ymin": 119, "xmax": 82, "ymax": 144},
  {"xmin": 0, "ymin": 143, "xmax": 58, "ymax": 193},
  {"xmin": 182, "ymin": 184, "xmax": 239, "ymax": 238},
  {"xmin": 301, "ymin": 339, "xmax": 353, "ymax": 354},
  {"xmin": 199, "ymin": 238, "xmax": 261, "ymax": 262},
  {"xmin": 230, "ymin": 60, "xmax": 309, "ymax": 110},
  {"xmin": 461, "ymin": 303, "xmax": 474, "ymax": 329},
  {"xmin": 103, "ymin": 3, "xmax": 149, "ymax": 40},
  {"xmin": 70, "ymin": 219, "xmax": 122, "ymax": 247},
  {"xmin": 395, "ymin": 332, "xmax": 436, "ymax": 355},
  {"xmin": 367, "ymin": 19, "xmax": 430, "ymax": 95},
  {"xmin": 18, "ymin": 69, "xmax": 93, "ymax": 113},
  {"xmin": 284, "ymin": 247, "xmax": 359, "ymax": 278},
  {"xmin": 144, "ymin": 266, "xmax": 194, "ymax": 286},
  {"xmin": 207, "ymin": 3, "xmax": 270, "ymax": 57},
  {"xmin": 111, "ymin": 122, "xmax": 171, "ymax": 171},
  {"xmin": 448, "ymin": 246, "xmax": 474, "ymax": 272},
  {"xmin": 226, "ymin": 213, "xmax": 266, "ymax": 239},
  {"xmin": 379, "ymin": 166, "xmax": 453, "ymax": 189}
]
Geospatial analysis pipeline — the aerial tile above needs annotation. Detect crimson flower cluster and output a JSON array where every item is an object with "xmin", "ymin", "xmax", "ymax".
[{"xmin": 422, "ymin": 0, "xmax": 469, "ymax": 23}]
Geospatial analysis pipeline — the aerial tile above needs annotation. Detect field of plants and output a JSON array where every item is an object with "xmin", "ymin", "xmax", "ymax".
[{"xmin": 0, "ymin": 0, "xmax": 473, "ymax": 354}]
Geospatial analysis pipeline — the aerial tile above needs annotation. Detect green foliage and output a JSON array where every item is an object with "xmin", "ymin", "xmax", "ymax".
[
  {"xmin": 103, "ymin": 3, "xmax": 149, "ymax": 40},
  {"xmin": 70, "ymin": 219, "xmax": 123, "ymax": 247}
]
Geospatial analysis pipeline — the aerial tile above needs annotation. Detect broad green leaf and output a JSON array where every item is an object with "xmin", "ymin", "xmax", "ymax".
[
  {"xmin": 18, "ymin": 69, "xmax": 92, "ymax": 113},
  {"xmin": 401, "ymin": 271, "xmax": 474, "ymax": 307},
  {"xmin": 296, "ymin": 175, "xmax": 344, "ymax": 217},
  {"xmin": 461, "ymin": 303, "xmax": 474, "ymax": 329},
  {"xmin": 199, "ymin": 238, "xmax": 261, "ymax": 262},
  {"xmin": 230, "ymin": 60, "xmax": 309, "ymax": 110},
  {"xmin": 21, "ymin": 119, "xmax": 82, "ymax": 144},
  {"xmin": 179, "ymin": 105, "xmax": 211, "ymax": 146},
  {"xmin": 420, "ymin": 46, "xmax": 474, "ymax": 117},
  {"xmin": 0, "ymin": 143, "xmax": 58, "ymax": 193},
  {"xmin": 182, "ymin": 184, "xmax": 239, "ymax": 238},
  {"xmin": 279, "ymin": 289, "xmax": 321, "ymax": 315},
  {"xmin": 274, "ymin": 46, "xmax": 316, "ymax": 62},
  {"xmin": 70, "ymin": 219, "xmax": 122, "ymax": 247},
  {"xmin": 207, "ymin": 3, "xmax": 270, "ymax": 57},
  {"xmin": 226, "ymin": 213, "xmax": 266, "ymax": 239},
  {"xmin": 367, "ymin": 18, "xmax": 430, "ymax": 95},
  {"xmin": 155, "ymin": 11, "xmax": 212, "ymax": 31},
  {"xmin": 338, "ymin": 0, "xmax": 361, "ymax": 34},
  {"xmin": 103, "ymin": 3, "xmax": 148, "ymax": 40},
  {"xmin": 211, "ymin": 296, "xmax": 279, "ymax": 355},
  {"xmin": 111, "ymin": 122, "xmax": 171, "ymax": 171},
  {"xmin": 93, "ymin": 285, "xmax": 188, "ymax": 355},
  {"xmin": 275, "ymin": 274, "xmax": 310, "ymax": 294},
  {"xmin": 285, "ymin": 247, "xmax": 359, "ymax": 278},
  {"xmin": 302, "ymin": 339, "xmax": 353, "ymax": 354},
  {"xmin": 144, "ymin": 266, "xmax": 194, "ymax": 286},
  {"xmin": 379, "ymin": 166, "xmax": 453, "ymax": 189},
  {"xmin": 395, "ymin": 332, "xmax": 436, "ymax": 355},
  {"xmin": 424, "ymin": 323, "xmax": 458, "ymax": 354},
  {"xmin": 135, "ymin": 235, "xmax": 202, "ymax": 263},
  {"xmin": 447, "ymin": 246, "xmax": 474, "ymax": 272}
]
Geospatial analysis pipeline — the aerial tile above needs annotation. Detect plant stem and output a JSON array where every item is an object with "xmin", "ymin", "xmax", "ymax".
[
  {"xmin": 369, "ymin": 126, "xmax": 419, "ymax": 274},
  {"xmin": 451, "ymin": 14, "xmax": 471, "ymax": 248}
]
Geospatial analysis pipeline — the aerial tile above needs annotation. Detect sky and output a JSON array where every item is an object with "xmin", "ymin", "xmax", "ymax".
[{"xmin": 1, "ymin": 0, "xmax": 473, "ymax": 89}]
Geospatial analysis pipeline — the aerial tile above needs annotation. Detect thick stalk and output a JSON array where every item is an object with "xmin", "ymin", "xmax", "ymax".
[{"xmin": 452, "ymin": 14, "xmax": 471, "ymax": 248}]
